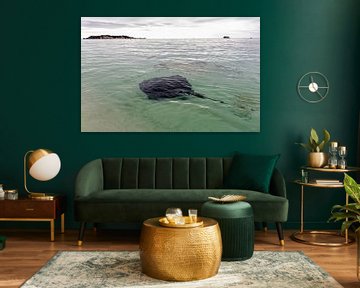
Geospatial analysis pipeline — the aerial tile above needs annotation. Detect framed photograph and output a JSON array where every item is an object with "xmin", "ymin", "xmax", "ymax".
[{"xmin": 81, "ymin": 17, "xmax": 260, "ymax": 132}]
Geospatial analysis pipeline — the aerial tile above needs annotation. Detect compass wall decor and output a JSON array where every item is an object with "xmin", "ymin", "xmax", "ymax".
[{"xmin": 297, "ymin": 72, "xmax": 329, "ymax": 103}]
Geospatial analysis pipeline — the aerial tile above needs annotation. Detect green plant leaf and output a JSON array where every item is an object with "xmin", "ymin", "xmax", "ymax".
[
  {"xmin": 308, "ymin": 137, "xmax": 316, "ymax": 152},
  {"xmin": 341, "ymin": 220, "xmax": 358, "ymax": 234},
  {"xmin": 317, "ymin": 140, "xmax": 325, "ymax": 152},
  {"xmin": 329, "ymin": 211, "xmax": 357, "ymax": 221},
  {"xmin": 331, "ymin": 203, "xmax": 360, "ymax": 215},
  {"xmin": 295, "ymin": 142, "xmax": 312, "ymax": 152},
  {"xmin": 296, "ymin": 128, "xmax": 331, "ymax": 153},
  {"xmin": 329, "ymin": 175, "xmax": 360, "ymax": 232},
  {"xmin": 309, "ymin": 136, "xmax": 314, "ymax": 144},
  {"xmin": 310, "ymin": 128, "xmax": 319, "ymax": 144},
  {"xmin": 343, "ymin": 205, "xmax": 360, "ymax": 215},
  {"xmin": 323, "ymin": 129, "xmax": 330, "ymax": 144},
  {"xmin": 344, "ymin": 173, "xmax": 360, "ymax": 204}
]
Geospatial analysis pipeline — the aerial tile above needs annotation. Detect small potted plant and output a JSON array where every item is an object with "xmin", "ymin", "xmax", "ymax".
[
  {"xmin": 329, "ymin": 173, "xmax": 360, "ymax": 279},
  {"xmin": 296, "ymin": 128, "xmax": 330, "ymax": 167}
]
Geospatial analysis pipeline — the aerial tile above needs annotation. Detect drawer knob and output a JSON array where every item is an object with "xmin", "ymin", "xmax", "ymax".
[{"xmin": 25, "ymin": 208, "xmax": 35, "ymax": 211}]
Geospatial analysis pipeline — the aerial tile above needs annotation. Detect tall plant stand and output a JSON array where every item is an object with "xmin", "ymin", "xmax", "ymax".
[{"xmin": 291, "ymin": 166, "xmax": 359, "ymax": 246}]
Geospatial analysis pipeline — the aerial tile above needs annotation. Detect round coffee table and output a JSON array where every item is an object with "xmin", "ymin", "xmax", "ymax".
[{"xmin": 139, "ymin": 217, "xmax": 222, "ymax": 281}]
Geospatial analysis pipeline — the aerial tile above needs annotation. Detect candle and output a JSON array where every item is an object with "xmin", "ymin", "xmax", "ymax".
[
  {"xmin": 330, "ymin": 142, "xmax": 338, "ymax": 148},
  {"xmin": 337, "ymin": 146, "xmax": 347, "ymax": 169},
  {"xmin": 338, "ymin": 146, "xmax": 346, "ymax": 153},
  {"xmin": 338, "ymin": 146, "xmax": 347, "ymax": 158}
]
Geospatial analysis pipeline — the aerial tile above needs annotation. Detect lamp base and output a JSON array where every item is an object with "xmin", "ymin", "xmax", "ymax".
[{"xmin": 28, "ymin": 193, "xmax": 55, "ymax": 200}]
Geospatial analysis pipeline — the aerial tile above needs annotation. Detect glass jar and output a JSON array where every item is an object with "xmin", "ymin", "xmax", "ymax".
[
  {"xmin": 5, "ymin": 189, "xmax": 18, "ymax": 200},
  {"xmin": 165, "ymin": 208, "xmax": 183, "ymax": 224},
  {"xmin": 301, "ymin": 169, "xmax": 308, "ymax": 183},
  {"xmin": 0, "ymin": 184, "xmax": 4, "ymax": 199}
]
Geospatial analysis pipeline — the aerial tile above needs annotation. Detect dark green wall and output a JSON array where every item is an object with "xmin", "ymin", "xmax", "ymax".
[{"xmin": 1, "ymin": 0, "xmax": 359, "ymax": 230}]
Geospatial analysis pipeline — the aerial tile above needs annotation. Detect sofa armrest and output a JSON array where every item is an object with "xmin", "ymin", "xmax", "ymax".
[
  {"xmin": 269, "ymin": 168, "xmax": 287, "ymax": 198},
  {"xmin": 75, "ymin": 159, "xmax": 104, "ymax": 199}
]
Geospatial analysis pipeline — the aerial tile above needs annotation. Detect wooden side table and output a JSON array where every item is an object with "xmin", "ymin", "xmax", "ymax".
[{"xmin": 0, "ymin": 195, "xmax": 66, "ymax": 241}]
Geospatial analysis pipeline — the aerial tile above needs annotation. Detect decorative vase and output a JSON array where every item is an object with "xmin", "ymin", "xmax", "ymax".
[{"xmin": 308, "ymin": 152, "xmax": 328, "ymax": 168}]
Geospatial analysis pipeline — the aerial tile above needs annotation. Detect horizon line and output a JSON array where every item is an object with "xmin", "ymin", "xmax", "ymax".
[{"xmin": 81, "ymin": 37, "xmax": 259, "ymax": 39}]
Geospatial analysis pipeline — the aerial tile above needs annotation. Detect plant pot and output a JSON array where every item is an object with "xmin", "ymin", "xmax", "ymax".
[{"xmin": 307, "ymin": 152, "xmax": 328, "ymax": 168}]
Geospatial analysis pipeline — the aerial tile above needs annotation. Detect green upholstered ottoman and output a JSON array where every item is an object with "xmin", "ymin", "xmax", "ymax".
[{"xmin": 201, "ymin": 201, "xmax": 254, "ymax": 261}]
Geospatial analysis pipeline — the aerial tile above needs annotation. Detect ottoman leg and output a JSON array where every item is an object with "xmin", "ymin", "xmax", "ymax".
[
  {"xmin": 93, "ymin": 223, "xmax": 98, "ymax": 233},
  {"xmin": 77, "ymin": 222, "xmax": 86, "ymax": 246},
  {"xmin": 276, "ymin": 222, "xmax": 284, "ymax": 246}
]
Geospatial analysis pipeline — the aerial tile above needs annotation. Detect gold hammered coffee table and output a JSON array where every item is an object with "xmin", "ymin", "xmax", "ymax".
[{"xmin": 139, "ymin": 217, "xmax": 222, "ymax": 281}]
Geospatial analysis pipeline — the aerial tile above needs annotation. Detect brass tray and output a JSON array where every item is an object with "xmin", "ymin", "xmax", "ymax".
[
  {"xmin": 159, "ymin": 216, "xmax": 204, "ymax": 228},
  {"xmin": 208, "ymin": 194, "xmax": 246, "ymax": 203}
]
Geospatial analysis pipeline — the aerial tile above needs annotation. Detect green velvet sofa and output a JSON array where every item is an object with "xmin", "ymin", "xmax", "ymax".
[{"xmin": 74, "ymin": 157, "xmax": 288, "ymax": 245}]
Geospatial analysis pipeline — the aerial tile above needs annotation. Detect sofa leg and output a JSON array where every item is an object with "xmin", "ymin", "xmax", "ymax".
[
  {"xmin": 262, "ymin": 222, "xmax": 268, "ymax": 232},
  {"xmin": 275, "ymin": 222, "xmax": 284, "ymax": 246},
  {"xmin": 93, "ymin": 223, "xmax": 98, "ymax": 233},
  {"xmin": 78, "ymin": 222, "xmax": 86, "ymax": 246}
]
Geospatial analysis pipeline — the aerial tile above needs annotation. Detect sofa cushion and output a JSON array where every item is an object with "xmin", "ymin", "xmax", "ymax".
[
  {"xmin": 223, "ymin": 153, "xmax": 280, "ymax": 193},
  {"xmin": 75, "ymin": 189, "xmax": 288, "ymax": 222}
]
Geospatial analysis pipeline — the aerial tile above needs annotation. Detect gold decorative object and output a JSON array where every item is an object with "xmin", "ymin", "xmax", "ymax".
[
  {"xmin": 308, "ymin": 152, "xmax": 328, "ymax": 168},
  {"xmin": 159, "ymin": 216, "xmax": 203, "ymax": 228},
  {"xmin": 140, "ymin": 217, "xmax": 222, "ymax": 281},
  {"xmin": 208, "ymin": 194, "xmax": 246, "ymax": 203},
  {"xmin": 24, "ymin": 148, "xmax": 61, "ymax": 199}
]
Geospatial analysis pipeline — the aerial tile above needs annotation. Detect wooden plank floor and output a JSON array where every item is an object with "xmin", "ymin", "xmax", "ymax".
[{"xmin": 0, "ymin": 228, "xmax": 358, "ymax": 288}]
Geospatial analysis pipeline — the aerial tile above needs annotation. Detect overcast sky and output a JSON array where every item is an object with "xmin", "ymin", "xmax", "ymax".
[{"xmin": 81, "ymin": 17, "xmax": 260, "ymax": 39}]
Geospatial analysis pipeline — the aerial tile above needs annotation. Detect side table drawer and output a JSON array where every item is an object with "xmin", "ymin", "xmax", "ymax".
[{"xmin": 2, "ymin": 201, "xmax": 55, "ymax": 218}]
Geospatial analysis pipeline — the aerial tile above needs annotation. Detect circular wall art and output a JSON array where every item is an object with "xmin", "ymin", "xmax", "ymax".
[{"xmin": 297, "ymin": 72, "xmax": 329, "ymax": 103}]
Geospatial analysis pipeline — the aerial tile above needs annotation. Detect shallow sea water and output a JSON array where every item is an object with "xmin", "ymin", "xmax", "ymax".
[{"xmin": 81, "ymin": 38, "xmax": 260, "ymax": 132}]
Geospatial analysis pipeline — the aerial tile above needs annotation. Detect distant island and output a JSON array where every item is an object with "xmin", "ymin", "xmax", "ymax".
[{"xmin": 84, "ymin": 35, "xmax": 145, "ymax": 39}]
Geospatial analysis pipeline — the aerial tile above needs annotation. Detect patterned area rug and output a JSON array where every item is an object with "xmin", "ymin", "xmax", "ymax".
[{"xmin": 21, "ymin": 251, "xmax": 342, "ymax": 288}]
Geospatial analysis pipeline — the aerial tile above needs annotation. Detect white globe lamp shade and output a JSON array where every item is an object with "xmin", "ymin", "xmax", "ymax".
[{"xmin": 28, "ymin": 150, "xmax": 61, "ymax": 181}]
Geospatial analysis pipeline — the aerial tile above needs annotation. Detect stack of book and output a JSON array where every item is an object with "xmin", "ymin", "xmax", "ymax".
[{"xmin": 314, "ymin": 179, "xmax": 341, "ymax": 185}]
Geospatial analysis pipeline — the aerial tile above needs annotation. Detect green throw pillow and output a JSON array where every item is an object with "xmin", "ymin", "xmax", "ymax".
[{"xmin": 224, "ymin": 153, "xmax": 280, "ymax": 193}]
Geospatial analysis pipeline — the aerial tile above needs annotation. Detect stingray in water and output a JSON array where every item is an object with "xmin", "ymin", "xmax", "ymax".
[{"xmin": 139, "ymin": 75, "xmax": 224, "ymax": 104}]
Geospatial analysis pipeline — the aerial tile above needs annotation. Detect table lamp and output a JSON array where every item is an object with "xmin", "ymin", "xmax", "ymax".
[{"xmin": 24, "ymin": 148, "xmax": 61, "ymax": 199}]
